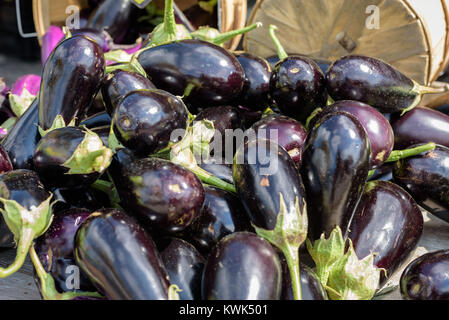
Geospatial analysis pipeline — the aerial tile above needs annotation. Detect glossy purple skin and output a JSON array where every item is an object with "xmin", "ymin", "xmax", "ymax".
[
  {"xmin": 137, "ymin": 39, "xmax": 245, "ymax": 106},
  {"xmin": 198, "ymin": 158, "xmax": 233, "ymax": 185},
  {"xmin": 75, "ymin": 208, "xmax": 170, "ymax": 300},
  {"xmin": 393, "ymin": 144, "xmax": 449, "ymax": 223},
  {"xmin": 11, "ymin": 74, "xmax": 41, "ymax": 96},
  {"xmin": 80, "ymin": 111, "xmax": 111, "ymax": 128},
  {"xmin": 51, "ymin": 186, "xmax": 110, "ymax": 214},
  {"xmin": 344, "ymin": 181, "xmax": 423, "ymax": 286},
  {"xmin": 0, "ymin": 144, "xmax": 13, "ymax": 174},
  {"xmin": 270, "ymin": 56, "xmax": 328, "ymax": 124},
  {"xmin": 112, "ymin": 89, "xmax": 188, "ymax": 156},
  {"xmin": 300, "ymin": 112, "xmax": 371, "ymax": 240},
  {"xmin": 316, "ymin": 100, "xmax": 394, "ymax": 169},
  {"xmin": 181, "ymin": 186, "xmax": 252, "ymax": 256},
  {"xmin": 250, "ymin": 114, "xmax": 307, "ymax": 166},
  {"xmin": 236, "ymin": 53, "xmax": 272, "ymax": 111},
  {"xmin": 390, "ymin": 107, "xmax": 449, "ymax": 150},
  {"xmin": 101, "ymin": 70, "xmax": 155, "ymax": 115},
  {"xmin": 326, "ymin": 55, "xmax": 416, "ymax": 113},
  {"xmin": 39, "ymin": 36, "xmax": 105, "ymax": 131},
  {"xmin": 70, "ymin": 28, "xmax": 109, "ymax": 52},
  {"xmin": 400, "ymin": 250, "xmax": 449, "ymax": 300},
  {"xmin": 35, "ymin": 208, "xmax": 95, "ymax": 293},
  {"xmin": 41, "ymin": 26, "xmax": 65, "ymax": 66},
  {"xmin": 202, "ymin": 232, "xmax": 282, "ymax": 300},
  {"xmin": 115, "ymin": 157, "xmax": 205, "ymax": 234},
  {"xmin": 267, "ymin": 55, "xmax": 331, "ymax": 74},
  {"xmin": 158, "ymin": 237, "xmax": 205, "ymax": 300}
]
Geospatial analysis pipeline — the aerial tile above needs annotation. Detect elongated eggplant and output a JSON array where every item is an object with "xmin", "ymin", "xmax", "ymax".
[
  {"xmin": 301, "ymin": 111, "xmax": 371, "ymax": 240},
  {"xmin": 181, "ymin": 186, "xmax": 252, "ymax": 256},
  {"xmin": 101, "ymin": 70, "xmax": 155, "ymax": 115},
  {"xmin": 393, "ymin": 144, "xmax": 449, "ymax": 223},
  {"xmin": 35, "ymin": 208, "xmax": 96, "ymax": 293},
  {"xmin": 136, "ymin": 39, "xmax": 245, "ymax": 106},
  {"xmin": 400, "ymin": 250, "xmax": 449, "ymax": 300},
  {"xmin": 202, "ymin": 232, "xmax": 282, "ymax": 300},
  {"xmin": 111, "ymin": 157, "xmax": 204, "ymax": 234},
  {"xmin": 326, "ymin": 55, "xmax": 446, "ymax": 113},
  {"xmin": 74, "ymin": 208, "xmax": 171, "ymax": 300},
  {"xmin": 39, "ymin": 36, "xmax": 105, "ymax": 131},
  {"xmin": 2, "ymin": 98, "xmax": 40, "ymax": 170},
  {"xmin": 390, "ymin": 107, "xmax": 449, "ymax": 149},
  {"xmin": 33, "ymin": 126, "xmax": 112, "ymax": 188},
  {"xmin": 112, "ymin": 89, "xmax": 188, "ymax": 156},
  {"xmin": 157, "ymin": 237, "xmax": 205, "ymax": 300},
  {"xmin": 344, "ymin": 181, "xmax": 423, "ymax": 286}
]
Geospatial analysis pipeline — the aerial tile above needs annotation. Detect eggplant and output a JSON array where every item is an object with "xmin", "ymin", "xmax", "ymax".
[
  {"xmin": 136, "ymin": 39, "xmax": 245, "ymax": 106},
  {"xmin": 400, "ymin": 250, "xmax": 449, "ymax": 300},
  {"xmin": 79, "ymin": 111, "xmax": 111, "ymax": 129},
  {"xmin": 39, "ymin": 35, "xmax": 105, "ymax": 131},
  {"xmin": 111, "ymin": 157, "xmax": 205, "ymax": 234},
  {"xmin": 157, "ymin": 237, "xmax": 205, "ymax": 300},
  {"xmin": 74, "ymin": 208, "xmax": 171, "ymax": 300},
  {"xmin": 267, "ymin": 55, "xmax": 330, "ymax": 74},
  {"xmin": 101, "ymin": 70, "xmax": 155, "ymax": 115},
  {"xmin": 112, "ymin": 89, "xmax": 189, "ymax": 156},
  {"xmin": 181, "ymin": 186, "xmax": 252, "ymax": 256},
  {"xmin": 33, "ymin": 126, "xmax": 112, "ymax": 188},
  {"xmin": 393, "ymin": 144, "xmax": 449, "ymax": 223},
  {"xmin": 250, "ymin": 114, "xmax": 307, "ymax": 166},
  {"xmin": 344, "ymin": 181, "xmax": 423, "ymax": 286},
  {"xmin": 236, "ymin": 53, "xmax": 272, "ymax": 111},
  {"xmin": 2, "ymin": 98, "xmax": 40, "ymax": 170},
  {"xmin": 202, "ymin": 232, "xmax": 282, "ymax": 300},
  {"xmin": 326, "ymin": 55, "xmax": 446, "ymax": 113},
  {"xmin": 198, "ymin": 158, "xmax": 233, "ymax": 185},
  {"xmin": 311, "ymin": 100, "xmax": 394, "ymax": 169},
  {"xmin": 300, "ymin": 111, "xmax": 371, "ymax": 240},
  {"xmin": 35, "ymin": 208, "xmax": 96, "ymax": 293},
  {"xmin": 40, "ymin": 26, "xmax": 65, "ymax": 66},
  {"xmin": 390, "ymin": 107, "xmax": 449, "ymax": 150},
  {"xmin": 9, "ymin": 74, "xmax": 41, "ymax": 117}
]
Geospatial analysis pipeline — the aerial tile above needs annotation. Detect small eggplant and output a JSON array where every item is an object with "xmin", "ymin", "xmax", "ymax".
[
  {"xmin": 41, "ymin": 26, "xmax": 65, "ymax": 66},
  {"xmin": 300, "ymin": 111, "xmax": 371, "ymax": 240},
  {"xmin": 136, "ymin": 39, "xmax": 245, "ymax": 106},
  {"xmin": 268, "ymin": 26, "xmax": 328, "ymax": 124},
  {"xmin": 74, "ymin": 208, "xmax": 171, "ymax": 300},
  {"xmin": 157, "ymin": 237, "xmax": 205, "ymax": 300},
  {"xmin": 33, "ymin": 126, "xmax": 112, "ymax": 188},
  {"xmin": 112, "ymin": 89, "xmax": 189, "ymax": 156},
  {"xmin": 326, "ymin": 55, "xmax": 447, "ymax": 114},
  {"xmin": 344, "ymin": 180, "xmax": 423, "ymax": 286},
  {"xmin": 202, "ymin": 232, "xmax": 282, "ymax": 300},
  {"xmin": 393, "ymin": 144, "xmax": 449, "ymax": 223},
  {"xmin": 39, "ymin": 35, "xmax": 105, "ymax": 131},
  {"xmin": 390, "ymin": 107, "xmax": 449, "ymax": 149},
  {"xmin": 9, "ymin": 74, "xmax": 41, "ymax": 118},
  {"xmin": 181, "ymin": 186, "xmax": 252, "ymax": 256},
  {"xmin": 400, "ymin": 250, "xmax": 449, "ymax": 300},
  {"xmin": 267, "ymin": 55, "xmax": 331, "ymax": 74},
  {"xmin": 101, "ymin": 70, "xmax": 155, "ymax": 115},
  {"xmin": 79, "ymin": 111, "xmax": 112, "ymax": 129}
]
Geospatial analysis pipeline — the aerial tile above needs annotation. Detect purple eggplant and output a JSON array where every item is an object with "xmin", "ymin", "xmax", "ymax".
[
  {"xmin": 111, "ymin": 157, "xmax": 204, "ymax": 234},
  {"xmin": 236, "ymin": 53, "xmax": 272, "ymax": 111},
  {"xmin": 74, "ymin": 208, "xmax": 171, "ymax": 300},
  {"xmin": 390, "ymin": 107, "xmax": 449, "ymax": 150},
  {"xmin": 311, "ymin": 100, "xmax": 394, "ymax": 169},
  {"xmin": 202, "ymin": 232, "xmax": 282, "ymax": 300},
  {"xmin": 344, "ymin": 180, "xmax": 423, "ymax": 286},
  {"xmin": 80, "ymin": 111, "xmax": 111, "ymax": 129},
  {"xmin": 33, "ymin": 126, "xmax": 112, "ymax": 188},
  {"xmin": 301, "ymin": 111, "xmax": 371, "ymax": 240},
  {"xmin": 136, "ymin": 39, "xmax": 245, "ymax": 106},
  {"xmin": 112, "ymin": 89, "xmax": 188, "ymax": 156},
  {"xmin": 41, "ymin": 26, "xmax": 65, "ymax": 66},
  {"xmin": 393, "ymin": 144, "xmax": 449, "ymax": 223},
  {"xmin": 157, "ymin": 237, "xmax": 205, "ymax": 300},
  {"xmin": 326, "ymin": 55, "xmax": 446, "ymax": 113},
  {"xmin": 70, "ymin": 28, "xmax": 109, "ymax": 52},
  {"xmin": 181, "ymin": 186, "xmax": 252, "ymax": 256},
  {"xmin": 267, "ymin": 55, "xmax": 331, "ymax": 74},
  {"xmin": 198, "ymin": 158, "xmax": 233, "ymax": 185},
  {"xmin": 39, "ymin": 35, "xmax": 105, "ymax": 131},
  {"xmin": 400, "ymin": 250, "xmax": 449, "ymax": 300},
  {"xmin": 101, "ymin": 70, "xmax": 155, "ymax": 115},
  {"xmin": 9, "ymin": 74, "xmax": 41, "ymax": 118},
  {"xmin": 34, "ymin": 208, "xmax": 96, "ymax": 293}
]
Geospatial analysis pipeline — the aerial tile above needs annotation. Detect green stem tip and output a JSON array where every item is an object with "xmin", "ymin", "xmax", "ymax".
[{"xmin": 268, "ymin": 24, "xmax": 288, "ymax": 61}]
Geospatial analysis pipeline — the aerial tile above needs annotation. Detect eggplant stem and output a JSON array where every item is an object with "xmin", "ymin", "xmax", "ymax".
[
  {"xmin": 163, "ymin": 0, "xmax": 177, "ymax": 37},
  {"xmin": 385, "ymin": 142, "xmax": 436, "ymax": 163},
  {"xmin": 268, "ymin": 25, "xmax": 288, "ymax": 61},
  {"xmin": 0, "ymin": 228, "xmax": 34, "ymax": 278},
  {"xmin": 211, "ymin": 22, "xmax": 262, "ymax": 45},
  {"xmin": 282, "ymin": 244, "xmax": 302, "ymax": 300},
  {"xmin": 188, "ymin": 165, "xmax": 237, "ymax": 194},
  {"xmin": 416, "ymin": 83, "xmax": 449, "ymax": 94}
]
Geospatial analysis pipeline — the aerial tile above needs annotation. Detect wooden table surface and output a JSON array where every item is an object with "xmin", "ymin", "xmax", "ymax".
[{"xmin": 0, "ymin": 210, "xmax": 447, "ymax": 300}]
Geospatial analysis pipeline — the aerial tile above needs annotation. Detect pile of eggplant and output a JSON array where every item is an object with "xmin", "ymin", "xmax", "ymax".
[{"xmin": 0, "ymin": 0, "xmax": 448, "ymax": 301}]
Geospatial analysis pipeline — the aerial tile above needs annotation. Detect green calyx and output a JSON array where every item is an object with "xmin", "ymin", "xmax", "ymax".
[
  {"xmin": 104, "ymin": 50, "xmax": 133, "ymax": 64},
  {"xmin": 108, "ymin": 123, "xmax": 124, "ymax": 154},
  {"xmin": 168, "ymin": 284, "xmax": 182, "ymax": 300},
  {"xmin": 306, "ymin": 226, "xmax": 385, "ymax": 300},
  {"xmin": 252, "ymin": 194, "xmax": 308, "ymax": 300},
  {"xmin": 191, "ymin": 22, "xmax": 262, "ymax": 47},
  {"xmin": 198, "ymin": 0, "xmax": 218, "ymax": 13},
  {"xmin": 62, "ymin": 128, "xmax": 113, "ymax": 175},
  {"xmin": 9, "ymin": 88, "xmax": 37, "ymax": 118},
  {"xmin": 38, "ymin": 115, "xmax": 76, "ymax": 137}
]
